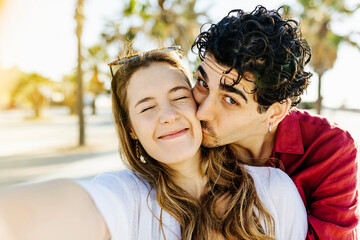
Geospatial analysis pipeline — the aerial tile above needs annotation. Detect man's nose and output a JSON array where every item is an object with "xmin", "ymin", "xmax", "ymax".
[
  {"xmin": 159, "ymin": 105, "xmax": 179, "ymax": 124},
  {"xmin": 196, "ymin": 95, "xmax": 216, "ymax": 122}
]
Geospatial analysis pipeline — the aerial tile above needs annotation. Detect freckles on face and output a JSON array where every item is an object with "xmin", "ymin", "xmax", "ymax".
[{"xmin": 126, "ymin": 62, "xmax": 202, "ymax": 165}]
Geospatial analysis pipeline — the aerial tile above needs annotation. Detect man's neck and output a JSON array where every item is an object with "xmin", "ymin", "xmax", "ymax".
[{"xmin": 228, "ymin": 125, "xmax": 278, "ymax": 166}]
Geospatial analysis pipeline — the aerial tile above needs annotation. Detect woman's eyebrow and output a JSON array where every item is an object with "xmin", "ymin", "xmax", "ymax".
[
  {"xmin": 134, "ymin": 97, "xmax": 154, "ymax": 108},
  {"xmin": 134, "ymin": 86, "xmax": 189, "ymax": 108},
  {"xmin": 169, "ymin": 86, "xmax": 190, "ymax": 93}
]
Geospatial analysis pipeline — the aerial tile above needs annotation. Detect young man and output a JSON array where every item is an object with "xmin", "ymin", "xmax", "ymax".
[{"xmin": 192, "ymin": 6, "xmax": 359, "ymax": 240}]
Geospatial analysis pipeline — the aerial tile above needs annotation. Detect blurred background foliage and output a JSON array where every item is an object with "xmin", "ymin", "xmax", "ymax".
[
  {"xmin": 284, "ymin": 0, "xmax": 360, "ymax": 113},
  {"xmin": 0, "ymin": 0, "xmax": 359, "ymax": 187},
  {"xmin": 102, "ymin": 0, "xmax": 209, "ymax": 55},
  {"xmin": 10, "ymin": 73, "xmax": 51, "ymax": 118},
  {"xmin": 0, "ymin": 0, "xmax": 211, "ymax": 121},
  {"xmin": 0, "ymin": 0, "xmax": 359, "ymax": 141}
]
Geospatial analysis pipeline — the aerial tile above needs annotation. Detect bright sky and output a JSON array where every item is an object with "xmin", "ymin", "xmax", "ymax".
[{"xmin": 0, "ymin": 0, "xmax": 360, "ymax": 108}]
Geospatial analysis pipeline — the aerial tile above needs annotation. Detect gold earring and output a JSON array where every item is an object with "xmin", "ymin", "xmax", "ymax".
[
  {"xmin": 268, "ymin": 123, "xmax": 273, "ymax": 133},
  {"xmin": 136, "ymin": 141, "xmax": 146, "ymax": 164}
]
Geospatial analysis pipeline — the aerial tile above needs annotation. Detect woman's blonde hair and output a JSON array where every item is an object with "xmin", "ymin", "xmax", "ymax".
[{"xmin": 110, "ymin": 48, "xmax": 275, "ymax": 240}]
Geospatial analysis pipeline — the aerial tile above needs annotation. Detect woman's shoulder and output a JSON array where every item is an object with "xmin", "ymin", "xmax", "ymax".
[
  {"xmin": 243, "ymin": 165, "xmax": 294, "ymax": 189},
  {"xmin": 92, "ymin": 169, "xmax": 148, "ymax": 187},
  {"xmin": 243, "ymin": 165, "xmax": 302, "ymax": 205},
  {"xmin": 243, "ymin": 165, "xmax": 308, "ymax": 240},
  {"xmin": 78, "ymin": 169, "xmax": 151, "ymax": 199},
  {"xmin": 74, "ymin": 170, "xmax": 153, "ymax": 240}
]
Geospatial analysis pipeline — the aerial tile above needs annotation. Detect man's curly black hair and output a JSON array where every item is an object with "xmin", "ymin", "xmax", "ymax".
[{"xmin": 192, "ymin": 5, "xmax": 313, "ymax": 113}]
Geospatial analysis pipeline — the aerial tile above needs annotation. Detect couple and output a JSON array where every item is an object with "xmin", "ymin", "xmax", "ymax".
[
  {"xmin": 0, "ymin": 47, "xmax": 305, "ymax": 240},
  {"xmin": 0, "ymin": 5, "xmax": 358, "ymax": 240}
]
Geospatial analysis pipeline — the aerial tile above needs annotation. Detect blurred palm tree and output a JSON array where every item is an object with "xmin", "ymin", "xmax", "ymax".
[
  {"xmin": 0, "ymin": 67, "xmax": 21, "ymax": 109},
  {"xmin": 62, "ymin": 73, "xmax": 77, "ymax": 115},
  {"xmin": 10, "ymin": 73, "xmax": 51, "ymax": 118},
  {"xmin": 287, "ymin": 1, "xmax": 360, "ymax": 114},
  {"xmin": 74, "ymin": 0, "xmax": 85, "ymax": 145},
  {"xmin": 86, "ymin": 45, "xmax": 108, "ymax": 115},
  {"xmin": 102, "ymin": 0, "xmax": 209, "ymax": 57}
]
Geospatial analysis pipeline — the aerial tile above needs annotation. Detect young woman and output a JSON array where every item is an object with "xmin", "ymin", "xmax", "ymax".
[{"xmin": 0, "ymin": 47, "xmax": 307, "ymax": 240}]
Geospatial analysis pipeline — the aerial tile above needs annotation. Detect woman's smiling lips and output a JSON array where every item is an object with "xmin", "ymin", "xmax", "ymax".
[{"xmin": 158, "ymin": 128, "xmax": 189, "ymax": 140}]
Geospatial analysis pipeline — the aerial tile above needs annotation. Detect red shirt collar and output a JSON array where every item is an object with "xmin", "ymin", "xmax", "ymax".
[{"xmin": 273, "ymin": 109, "xmax": 304, "ymax": 155}]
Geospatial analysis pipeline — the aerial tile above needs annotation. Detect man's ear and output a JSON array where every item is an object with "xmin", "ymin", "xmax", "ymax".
[{"xmin": 265, "ymin": 99, "xmax": 291, "ymax": 129}]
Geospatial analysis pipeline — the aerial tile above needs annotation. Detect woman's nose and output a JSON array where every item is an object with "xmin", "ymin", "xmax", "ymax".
[{"xmin": 159, "ymin": 105, "xmax": 179, "ymax": 124}]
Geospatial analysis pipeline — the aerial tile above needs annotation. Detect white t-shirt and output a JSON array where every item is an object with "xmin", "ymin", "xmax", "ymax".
[{"xmin": 76, "ymin": 165, "xmax": 307, "ymax": 240}]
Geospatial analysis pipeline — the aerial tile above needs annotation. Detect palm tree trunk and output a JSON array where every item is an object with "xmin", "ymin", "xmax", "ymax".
[
  {"xmin": 91, "ymin": 97, "xmax": 96, "ymax": 115},
  {"xmin": 77, "ymin": 33, "xmax": 85, "ymax": 145},
  {"xmin": 75, "ymin": 0, "xmax": 85, "ymax": 146},
  {"xmin": 316, "ymin": 73, "xmax": 323, "ymax": 114}
]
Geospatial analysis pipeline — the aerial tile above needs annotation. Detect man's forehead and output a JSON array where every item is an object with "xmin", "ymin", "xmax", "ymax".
[
  {"xmin": 200, "ymin": 55, "xmax": 239, "ymax": 80},
  {"xmin": 199, "ymin": 55, "xmax": 255, "ymax": 92}
]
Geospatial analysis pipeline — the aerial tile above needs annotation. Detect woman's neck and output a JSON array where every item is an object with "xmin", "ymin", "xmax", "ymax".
[{"xmin": 169, "ymin": 150, "xmax": 207, "ymax": 199}]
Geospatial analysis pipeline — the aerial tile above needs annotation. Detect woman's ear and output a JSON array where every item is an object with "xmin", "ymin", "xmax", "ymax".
[
  {"xmin": 265, "ymin": 98, "xmax": 291, "ymax": 129},
  {"xmin": 129, "ymin": 128, "xmax": 137, "ymax": 140}
]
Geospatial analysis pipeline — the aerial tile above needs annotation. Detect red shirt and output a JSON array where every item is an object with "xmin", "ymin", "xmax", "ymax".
[{"xmin": 268, "ymin": 109, "xmax": 359, "ymax": 240}]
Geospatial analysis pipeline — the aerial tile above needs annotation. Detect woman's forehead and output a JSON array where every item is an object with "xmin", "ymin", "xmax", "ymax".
[{"xmin": 127, "ymin": 63, "xmax": 189, "ymax": 103}]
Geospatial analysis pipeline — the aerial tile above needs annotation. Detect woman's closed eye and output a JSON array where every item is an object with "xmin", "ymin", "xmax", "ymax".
[
  {"xmin": 173, "ymin": 96, "xmax": 188, "ymax": 101},
  {"xmin": 140, "ymin": 106, "xmax": 155, "ymax": 113}
]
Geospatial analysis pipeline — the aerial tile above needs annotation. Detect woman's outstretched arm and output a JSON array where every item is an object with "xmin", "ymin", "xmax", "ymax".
[{"xmin": 0, "ymin": 179, "xmax": 110, "ymax": 240}]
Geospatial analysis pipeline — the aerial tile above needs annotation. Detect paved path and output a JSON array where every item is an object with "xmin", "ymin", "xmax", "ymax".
[{"xmin": 0, "ymin": 107, "xmax": 124, "ymax": 187}]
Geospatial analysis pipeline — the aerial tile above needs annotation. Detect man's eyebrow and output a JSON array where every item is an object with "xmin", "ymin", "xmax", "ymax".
[
  {"xmin": 197, "ymin": 65, "xmax": 208, "ymax": 81},
  {"xmin": 219, "ymin": 83, "xmax": 248, "ymax": 103}
]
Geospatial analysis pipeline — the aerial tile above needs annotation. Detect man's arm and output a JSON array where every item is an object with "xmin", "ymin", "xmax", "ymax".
[{"xmin": 302, "ymin": 131, "xmax": 359, "ymax": 240}]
